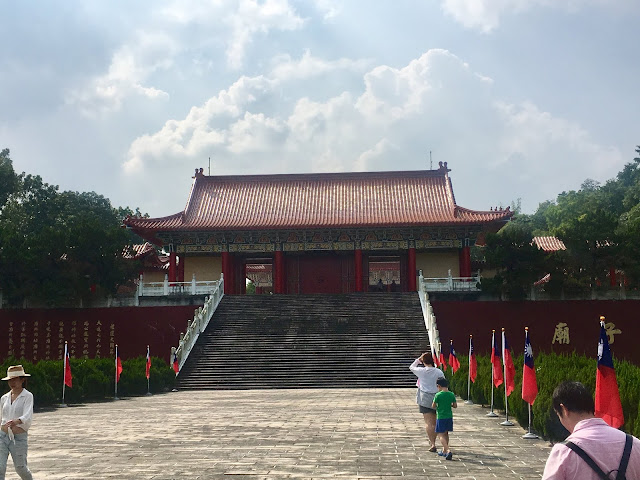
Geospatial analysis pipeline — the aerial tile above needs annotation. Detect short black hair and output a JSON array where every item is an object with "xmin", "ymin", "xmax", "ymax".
[
  {"xmin": 436, "ymin": 377, "xmax": 449, "ymax": 388},
  {"xmin": 423, "ymin": 355, "xmax": 435, "ymax": 366},
  {"xmin": 552, "ymin": 381, "xmax": 594, "ymax": 415}
]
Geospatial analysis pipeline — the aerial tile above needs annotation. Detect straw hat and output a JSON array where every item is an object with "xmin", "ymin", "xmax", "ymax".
[{"xmin": 2, "ymin": 365, "xmax": 31, "ymax": 380}]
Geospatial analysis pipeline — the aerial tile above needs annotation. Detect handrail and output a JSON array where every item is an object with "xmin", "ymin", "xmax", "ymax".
[
  {"xmin": 171, "ymin": 273, "xmax": 224, "ymax": 374},
  {"xmin": 421, "ymin": 270, "xmax": 481, "ymax": 292},
  {"xmin": 138, "ymin": 274, "xmax": 220, "ymax": 297},
  {"xmin": 417, "ymin": 273, "xmax": 440, "ymax": 357}
]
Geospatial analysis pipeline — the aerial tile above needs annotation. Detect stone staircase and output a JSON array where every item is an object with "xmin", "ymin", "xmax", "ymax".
[{"xmin": 177, "ymin": 292, "xmax": 429, "ymax": 389}]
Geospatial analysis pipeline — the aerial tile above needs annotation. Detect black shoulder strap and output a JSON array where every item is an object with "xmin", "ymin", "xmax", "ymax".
[
  {"xmin": 616, "ymin": 434, "xmax": 633, "ymax": 480},
  {"xmin": 562, "ymin": 441, "xmax": 609, "ymax": 480}
]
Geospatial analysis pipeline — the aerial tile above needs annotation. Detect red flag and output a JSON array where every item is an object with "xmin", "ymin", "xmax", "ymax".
[
  {"xmin": 595, "ymin": 317, "xmax": 624, "ymax": 428},
  {"xmin": 502, "ymin": 329, "xmax": 515, "ymax": 397},
  {"xmin": 438, "ymin": 349, "xmax": 447, "ymax": 371},
  {"xmin": 469, "ymin": 336, "xmax": 477, "ymax": 383},
  {"xmin": 64, "ymin": 344, "xmax": 73, "ymax": 388},
  {"xmin": 172, "ymin": 350, "xmax": 179, "ymax": 374},
  {"xmin": 522, "ymin": 327, "xmax": 538, "ymax": 405},
  {"xmin": 491, "ymin": 330, "xmax": 503, "ymax": 387},
  {"xmin": 432, "ymin": 352, "xmax": 439, "ymax": 367},
  {"xmin": 145, "ymin": 345, "xmax": 151, "ymax": 380},
  {"xmin": 448, "ymin": 340, "xmax": 460, "ymax": 373},
  {"xmin": 116, "ymin": 346, "xmax": 123, "ymax": 383}
]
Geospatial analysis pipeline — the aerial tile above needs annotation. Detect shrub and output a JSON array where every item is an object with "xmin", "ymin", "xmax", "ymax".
[
  {"xmin": 0, "ymin": 356, "xmax": 176, "ymax": 406},
  {"xmin": 443, "ymin": 352, "xmax": 640, "ymax": 442}
]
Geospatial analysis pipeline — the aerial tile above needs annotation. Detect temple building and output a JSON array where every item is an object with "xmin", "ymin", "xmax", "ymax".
[{"xmin": 124, "ymin": 162, "xmax": 513, "ymax": 295}]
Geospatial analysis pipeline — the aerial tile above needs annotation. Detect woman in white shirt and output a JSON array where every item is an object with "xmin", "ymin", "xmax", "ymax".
[
  {"xmin": 410, "ymin": 352, "xmax": 444, "ymax": 452},
  {"xmin": 0, "ymin": 365, "xmax": 34, "ymax": 480}
]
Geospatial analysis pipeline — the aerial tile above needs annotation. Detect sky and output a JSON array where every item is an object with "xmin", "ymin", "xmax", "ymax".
[{"xmin": 2, "ymin": 0, "xmax": 639, "ymax": 217}]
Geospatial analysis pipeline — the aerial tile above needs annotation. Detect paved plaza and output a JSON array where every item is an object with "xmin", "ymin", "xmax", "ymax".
[{"xmin": 16, "ymin": 389, "xmax": 551, "ymax": 479}]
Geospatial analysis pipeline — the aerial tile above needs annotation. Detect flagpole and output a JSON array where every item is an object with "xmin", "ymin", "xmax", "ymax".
[
  {"xmin": 465, "ymin": 335, "xmax": 473, "ymax": 404},
  {"xmin": 146, "ymin": 345, "xmax": 152, "ymax": 396},
  {"xmin": 487, "ymin": 330, "xmax": 498, "ymax": 417},
  {"xmin": 114, "ymin": 344, "xmax": 119, "ymax": 401},
  {"xmin": 61, "ymin": 341, "xmax": 68, "ymax": 407},
  {"xmin": 500, "ymin": 328, "xmax": 514, "ymax": 426}
]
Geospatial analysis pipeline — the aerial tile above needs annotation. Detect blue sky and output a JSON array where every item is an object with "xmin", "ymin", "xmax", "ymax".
[{"xmin": 2, "ymin": 0, "xmax": 638, "ymax": 216}]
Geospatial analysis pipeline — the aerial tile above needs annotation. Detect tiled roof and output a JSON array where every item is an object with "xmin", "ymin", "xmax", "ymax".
[
  {"xmin": 124, "ymin": 168, "xmax": 513, "ymax": 233},
  {"xmin": 532, "ymin": 236, "xmax": 566, "ymax": 252}
]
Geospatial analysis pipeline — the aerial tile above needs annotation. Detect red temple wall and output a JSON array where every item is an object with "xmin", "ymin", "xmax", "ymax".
[
  {"xmin": 3, "ymin": 300, "xmax": 638, "ymax": 365},
  {"xmin": 431, "ymin": 300, "xmax": 640, "ymax": 364},
  {"xmin": 0, "ymin": 306, "xmax": 196, "ymax": 363}
]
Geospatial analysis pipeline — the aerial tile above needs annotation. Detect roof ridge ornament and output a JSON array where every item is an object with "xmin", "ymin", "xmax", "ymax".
[
  {"xmin": 437, "ymin": 161, "xmax": 450, "ymax": 173},
  {"xmin": 193, "ymin": 167, "xmax": 205, "ymax": 179}
]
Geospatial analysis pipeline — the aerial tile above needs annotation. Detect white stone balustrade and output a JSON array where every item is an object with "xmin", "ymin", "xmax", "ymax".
[{"xmin": 172, "ymin": 273, "xmax": 224, "ymax": 373}]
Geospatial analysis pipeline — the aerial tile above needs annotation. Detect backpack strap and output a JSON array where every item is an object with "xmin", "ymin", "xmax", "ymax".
[
  {"xmin": 616, "ymin": 434, "xmax": 633, "ymax": 480},
  {"xmin": 562, "ymin": 441, "xmax": 609, "ymax": 480}
]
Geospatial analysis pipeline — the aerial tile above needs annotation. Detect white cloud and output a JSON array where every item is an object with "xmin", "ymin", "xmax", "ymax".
[
  {"xmin": 123, "ymin": 48, "xmax": 623, "ymax": 213},
  {"xmin": 440, "ymin": 0, "xmax": 630, "ymax": 33},
  {"xmin": 66, "ymin": 32, "xmax": 175, "ymax": 116},
  {"xmin": 270, "ymin": 50, "xmax": 370, "ymax": 81},
  {"xmin": 67, "ymin": 0, "xmax": 305, "ymax": 116}
]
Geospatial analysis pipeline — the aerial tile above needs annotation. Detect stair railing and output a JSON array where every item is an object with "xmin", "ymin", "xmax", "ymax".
[
  {"xmin": 171, "ymin": 273, "xmax": 224, "ymax": 373},
  {"xmin": 417, "ymin": 272, "xmax": 440, "ymax": 356}
]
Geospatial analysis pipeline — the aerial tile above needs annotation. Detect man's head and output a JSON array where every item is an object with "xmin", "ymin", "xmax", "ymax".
[
  {"xmin": 552, "ymin": 381, "xmax": 595, "ymax": 432},
  {"xmin": 436, "ymin": 377, "xmax": 449, "ymax": 390},
  {"xmin": 422, "ymin": 354, "xmax": 435, "ymax": 367}
]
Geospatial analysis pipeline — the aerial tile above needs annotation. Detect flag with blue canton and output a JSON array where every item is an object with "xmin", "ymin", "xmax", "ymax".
[
  {"xmin": 522, "ymin": 328, "xmax": 537, "ymax": 404},
  {"xmin": 595, "ymin": 318, "xmax": 623, "ymax": 427}
]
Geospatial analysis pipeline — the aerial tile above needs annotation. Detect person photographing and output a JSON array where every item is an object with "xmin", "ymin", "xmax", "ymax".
[{"xmin": 1, "ymin": 365, "xmax": 34, "ymax": 480}]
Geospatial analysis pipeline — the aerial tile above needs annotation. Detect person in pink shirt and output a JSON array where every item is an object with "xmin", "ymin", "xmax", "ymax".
[{"xmin": 542, "ymin": 381, "xmax": 640, "ymax": 480}]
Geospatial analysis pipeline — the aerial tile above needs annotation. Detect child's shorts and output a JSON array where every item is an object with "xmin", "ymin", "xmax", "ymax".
[{"xmin": 435, "ymin": 418, "xmax": 453, "ymax": 433}]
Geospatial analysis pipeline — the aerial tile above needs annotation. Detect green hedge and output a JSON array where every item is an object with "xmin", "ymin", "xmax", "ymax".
[
  {"xmin": 444, "ymin": 352, "xmax": 640, "ymax": 441},
  {"xmin": 0, "ymin": 356, "xmax": 176, "ymax": 406}
]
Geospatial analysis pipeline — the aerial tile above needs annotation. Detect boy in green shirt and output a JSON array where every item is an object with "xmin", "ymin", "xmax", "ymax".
[{"xmin": 431, "ymin": 377, "xmax": 457, "ymax": 460}]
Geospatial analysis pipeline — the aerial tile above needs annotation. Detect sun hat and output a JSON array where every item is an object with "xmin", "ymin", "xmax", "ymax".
[{"xmin": 1, "ymin": 365, "xmax": 31, "ymax": 380}]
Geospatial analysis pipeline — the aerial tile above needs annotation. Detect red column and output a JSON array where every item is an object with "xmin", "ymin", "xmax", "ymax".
[
  {"xmin": 459, "ymin": 247, "xmax": 471, "ymax": 277},
  {"xmin": 610, "ymin": 268, "xmax": 617, "ymax": 287},
  {"xmin": 241, "ymin": 263, "xmax": 247, "ymax": 294},
  {"xmin": 178, "ymin": 255, "xmax": 185, "ymax": 283},
  {"xmin": 408, "ymin": 247, "xmax": 416, "ymax": 291},
  {"xmin": 354, "ymin": 249, "xmax": 363, "ymax": 292},
  {"xmin": 274, "ymin": 251, "xmax": 285, "ymax": 294},
  {"xmin": 169, "ymin": 252, "xmax": 177, "ymax": 283},
  {"xmin": 222, "ymin": 252, "xmax": 231, "ymax": 294}
]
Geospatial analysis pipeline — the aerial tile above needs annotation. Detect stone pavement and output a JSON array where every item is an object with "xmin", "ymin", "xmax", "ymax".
[{"xmin": 15, "ymin": 389, "xmax": 552, "ymax": 479}]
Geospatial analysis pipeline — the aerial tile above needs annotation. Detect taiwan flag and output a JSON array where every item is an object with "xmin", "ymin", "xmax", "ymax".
[
  {"xmin": 522, "ymin": 327, "xmax": 538, "ymax": 405},
  {"xmin": 438, "ymin": 347, "xmax": 447, "ymax": 372},
  {"xmin": 145, "ymin": 345, "xmax": 151, "ymax": 380},
  {"xmin": 449, "ymin": 340, "xmax": 460, "ymax": 373},
  {"xmin": 172, "ymin": 350, "xmax": 179, "ymax": 374},
  {"xmin": 116, "ymin": 346, "xmax": 123, "ymax": 383},
  {"xmin": 64, "ymin": 343, "xmax": 73, "ymax": 388},
  {"xmin": 469, "ymin": 336, "xmax": 477, "ymax": 383},
  {"xmin": 432, "ymin": 352, "xmax": 440, "ymax": 368},
  {"xmin": 502, "ymin": 329, "xmax": 516, "ymax": 397},
  {"xmin": 491, "ymin": 330, "xmax": 503, "ymax": 388},
  {"xmin": 595, "ymin": 317, "xmax": 624, "ymax": 428}
]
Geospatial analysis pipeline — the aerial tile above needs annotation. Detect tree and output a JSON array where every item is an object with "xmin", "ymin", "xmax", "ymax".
[
  {"xmin": 0, "ymin": 176, "xmax": 138, "ymax": 306},
  {"xmin": 0, "ymin": 148, "xmax": 18, "ymax": 208},
  {"xmin": 481, "ymin": 224, "xmax": 545, "ymax": 300}
]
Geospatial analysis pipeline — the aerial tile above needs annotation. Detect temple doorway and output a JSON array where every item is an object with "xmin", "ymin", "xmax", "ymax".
[
  {"xmin": 245, "ymin": 258, "xmax": 273, "ymax": 294},
  {"xmin": 368, "ymin": 256, "xmax": 401, "ymax": 292}
]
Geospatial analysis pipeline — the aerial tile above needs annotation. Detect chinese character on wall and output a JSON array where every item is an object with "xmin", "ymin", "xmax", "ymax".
[{"xmin": 552, "ymin": 322, "xmax": 570, "ymax": 345}]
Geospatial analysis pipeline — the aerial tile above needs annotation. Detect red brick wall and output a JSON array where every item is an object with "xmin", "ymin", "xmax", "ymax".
[
  {"xmin": 431, "ymin": 300, "xmax": 640, "ymax": 364},
  {"xmin": 0, "ymin": 306, "xmax": 197, "ymax": 363}
]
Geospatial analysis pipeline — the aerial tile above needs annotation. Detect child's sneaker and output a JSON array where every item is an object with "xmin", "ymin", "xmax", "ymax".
[
  {"xmin": 437, "ymin": 450, "xmax": 446, "ymax": 456},
  {"xmin": 445, "ymin": 451, "xmax": 453, "ymax": 460}
]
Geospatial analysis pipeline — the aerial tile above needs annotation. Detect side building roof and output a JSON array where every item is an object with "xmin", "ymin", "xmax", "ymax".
[{"xmin": 124, "ymin": 163, "xmax": 513, "ymax": 241}]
